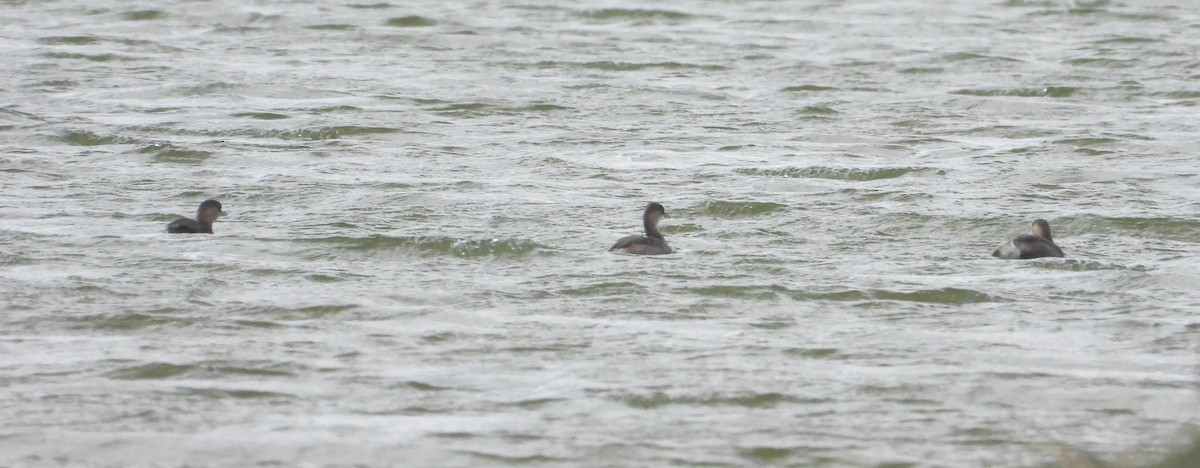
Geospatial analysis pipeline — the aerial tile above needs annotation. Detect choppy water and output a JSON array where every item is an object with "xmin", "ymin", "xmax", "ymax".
[{"xmin": 2, "ymin": 0, "xmax": 1199, "ymax": 466}]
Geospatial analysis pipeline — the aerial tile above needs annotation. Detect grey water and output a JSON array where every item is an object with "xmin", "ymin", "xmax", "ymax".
[{"xmin": 2, "ymin": 0, "xmax": 1199, "ymax": 466}]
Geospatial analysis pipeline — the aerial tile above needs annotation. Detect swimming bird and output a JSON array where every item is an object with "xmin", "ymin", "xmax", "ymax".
[
  {"xmin": 609, "ymin": 202, "xmax": 672, "ymax": 255},
  {"xmin": 167, "ymin": 199, "xmax": 226, "ymax": 234},
  {"xmin": 992, "ymin": 219, "xmax": 1064, "ymax": 259}
]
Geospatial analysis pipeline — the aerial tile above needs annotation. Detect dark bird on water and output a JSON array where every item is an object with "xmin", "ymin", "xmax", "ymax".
[
  {"xmin": 167, "ymin": 199, "xmax": 226, "ymax": 234},
  {"xmin": 992, "ymin": 219, "xmax": 1064, "ymax": 259},
  {"xmin": 610, "ymin": 202, "xmax": 672, "ymax": 255}
]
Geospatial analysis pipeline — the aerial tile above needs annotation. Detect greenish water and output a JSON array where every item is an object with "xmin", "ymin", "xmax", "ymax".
[{"xmin": 1, "ymin": 0, "xmax": 1198, "ymax": 466}]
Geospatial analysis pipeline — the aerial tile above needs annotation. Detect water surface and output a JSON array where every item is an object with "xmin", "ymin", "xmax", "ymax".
[{"xmin": 2, "ymin": 0, "xmax": 1199, "ymax": 466}]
